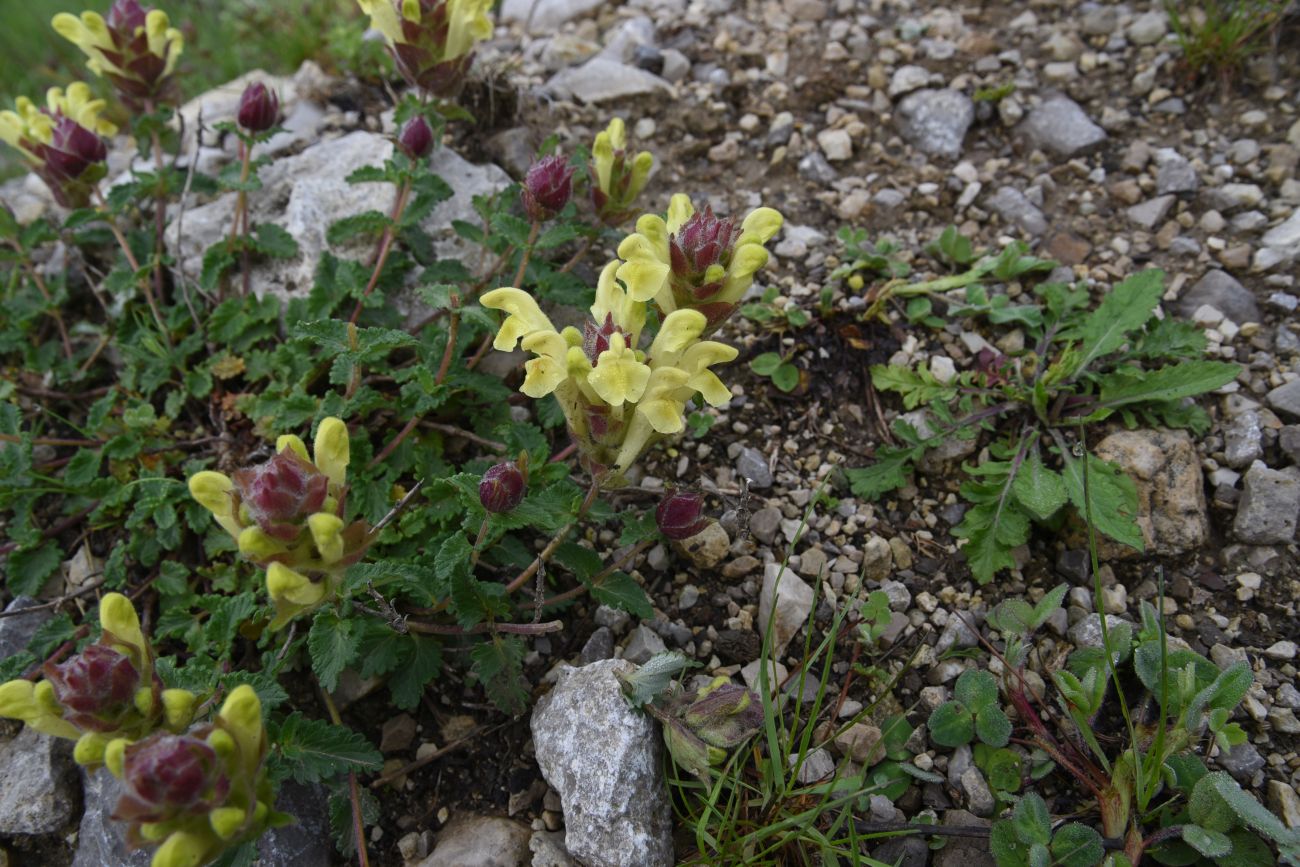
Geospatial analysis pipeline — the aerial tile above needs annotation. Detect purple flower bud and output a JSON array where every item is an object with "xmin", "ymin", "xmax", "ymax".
[
  {"xmin": 656, "ymin": 489, "xmax": 710, "ymax": 540},
  {"xmin": 669, "ymin": 207, "xmax": 738, "ymax": 281},
  {"xmin": 114, "ymin": 734, "xmax": 229, "ymax": 823},
  {"xmin": 106, "ymin": 0, "xmax": 149, "ymax": 31},
  {"xmin": 43, "ymin": 644, "xmax": 139, "ymax": 731},
  {"xmin": 42, "ymin": 116, "xmax": 109, "ymax": 183},
  {"xmin": 237, "ymin": 82, "xmax": 280, "ymax": 134},
  {"xmin": 397, "ymin": 116, "xmax": 435, "ymax": 160},
  {"xmin": 520, "ymin": 154, "xmax": 575, "ymax": 222},
  {"xmin": 232, "ymin": 449, "xmax": 330, "ymax": 541},
  {"xmin": 479, "ymin": 462, "xmax": 526, "ymax": 513},
  {"xmin": 681, "ymin": 681, "xmax": 764, "ymax": 748}
]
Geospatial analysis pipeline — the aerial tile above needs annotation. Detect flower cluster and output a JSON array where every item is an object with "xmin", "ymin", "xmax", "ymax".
[
  {"xmin": 650, "ymin": 676, "xmax": 764, "ymax": 780},
  {"xmin": 590, "ymin": 118, "xmax": 653, "ymax": 226},
  {"xmin": 618, "ymin": 193, "xmax": 783, "ymax": 334},
  {"xmin": 0, "ymin": 83, "xmax": 116, "ymax": 207},
  {"xmin": 188, "ymin": 418, "xmax": 371, "ymax": 629},
  {"xmin": 482, "ymin": 264, "xmax": 738, "ymax": 483},
  {"xmin": 53, "ymin": 0, "xmax": 184, "ymax": 108},
  {"xmin": 108, "ymin": 686, "xmax": 288, "ymax": 867},
  {"xmin": 357, "ymin": 0, "xmax": 494, "ymax": 98},
  {"xmin": 0, "ymin": 594, "xmax": 196, "ymax": 767}
]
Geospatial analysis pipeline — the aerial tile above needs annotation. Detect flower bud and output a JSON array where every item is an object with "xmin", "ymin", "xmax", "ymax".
[
  {"xmin": 521, "ymin": 154, "xmax": 575, "ymax": 222},
  {"xmin": 479, "ymin": 462, "xmax": 526, "ymax": 513},
  {"xmin": 681, "ymin": 678, "xmax": 763, "ymax": 748},
  {"xmin": 114, "ymin": 734, "xmax": 230, "ymax": 823},
  {"xmin": 237, "ymin": 82, "xmax": 279, "ymax": 134},
  {"xmin": 397, "ymin": 116, "xmax": 434, "ymax": 160},
  {"xmin": 669, "ymin": 207, "xmax": 737, "ymax": 284},
  {"xmin": 107, "ymin": 0, "xmax": 148, "ymax": 31},
  {"xmin": 656, "ymin": 489, "xmax": 710, "ymax": 540},
  {"xmin": 44, "ymin": 645, "xmax": 140, "ymax": 732},
  {"xmin": 231, "ymin": 449, "xmax": 330, "ymax": 541}
]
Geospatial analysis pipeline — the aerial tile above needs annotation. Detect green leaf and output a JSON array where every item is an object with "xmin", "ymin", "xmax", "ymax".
[
  {"xmin": 1070, "ymin": 269, "xmax": 1165, "ymax": 374},
  {"xmin": 985, "ymin": 748, "xmax": 1022, "ymax": 792},
  {"xmin": 554, "ymin": 542, "xmax": 603, "ymax": 581},
  {"xmin": 63, "ymin": 449, "xmax": 102, "ymax": 487},
  {"xmin": 927, "ymin": 700, "xmax": 974, "ymax": 747},
  {"xmin": 388, "ymin": 635, "xmax": 442, "ymax": 710},
  {"xmin": 1183, "ymin": 826, "xmax": 1232, "ymax": 858},
  {"xmin": 955, "ymin": 669, "xmax": 1000, "ymax": 712},
  {"xmin": 1051, "ymin": 823, "xmax": 1105, "ymax": 867},
  {"xmin": 590, "ymin": 571, "xmax": 654, "ymax": 619},
  {"xmin": 1011, "ymin": 448, "xmax": 1068, "ymax": 522},
  {"xmin": 1059, "ymin": 451, "xmax": 1144, "ymax": 552},
  {"xmin": 8, "ymin": 543, "xmax": 62, "ymax": 596},
  {"xmin": 845, "ymin": 443, "xmax": 923, "ymax": 500},
  {"xmin": 975, "ymin": 707, "xmax": 1012, "ymax": 748},
  {"xmin": 272, "ymin": 713, "xmax": 382, "ymax": 784},
  {"xmin": 252, "ymin": 223, "xmax": 299, "ymax": 259},
  {"xmin": 870, "ymin": 364, "xmax": 956, "ymax": 409},
  {"xmin": 616, "ymin": 651, "xmax": 697, "ymax": 708},
  {"xmin": 1096, "ymin": 362, "xmax": 1240, "ymax": 410},
  {"xmin": 1133, "ymin": 317, "xmax": 1207, "ymax": 360},
  {"xmin": 771, "ymin": 363, "xmax": 799, "ymax": 392},
  {"xmin": 1012, "ymin": 793, "xmax": 1052, "ymax": 846},
  {"xmin": 326, "ymin": 211, "xmax": 390, "ymax": 245},
  {"xmin": 308, "ymin": 611, "xmax": 358, "ymax": 692},
  {"xmin": 991, "ymin": 820, "xmax": 1030, "ymax": 867},
  {"xmin": 750, "ymin": 352, "xmax": 782, "ymax": 375},
  {"xmin": 1030, "ymin": 584, "xmax": 1068, "ymax": 629},
  {"xmin": 471, "ymin": 637, "xmax": 528, "ymax": 715}
]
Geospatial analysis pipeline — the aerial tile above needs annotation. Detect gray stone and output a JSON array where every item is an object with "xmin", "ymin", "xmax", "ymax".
[
  {"xmin": 73, "ymin": 770, "xmax": 329, "ymax": 866},
  {"xmin": 817, "ymin": 128, "xmax": 853, "ymax": 162},
  {"xmin": 1267, "ymin": 380, "xmax": 1300, "ymax": 420},
  {"xmin": 749, "ymin": 506, "xmax": 783, "ymax": 545},
  {"xmin": 531, "ymin": 660, "xmax": 673, "ymax": 867},
  {"xmin": 736, "ymin": 447, "xmax": 773, "ymax": 489},
  {"xmin": 1068, "ymin": 614, "xmax": 1133, "ymax": 649},
  {"xmin": 623, "ymin": 624, "xmax": 667, "ymax": 664},
  {"xmin": 870, "ymin": 835, "xmax": 929, "ymax": 867},
  {"xmin": 889, "ymin": 65, "xmax": 932, "ymax": 98},
  {"xmin": 933, "ymin": 810, "xmax": 996, "ymax": 867},
  {"xmin": 790, "ymin": 747, "xmax": 835, "ymax": 784},
  {"xmin": 960, "ymin": 766, "xmax": 996, "ymax": 817},
  {"xmin": 1280, "ymin": 425, "xmax": 1300, "ymax": 465},
  {"xmin": 1224, "ymin": 410, "xmax": 1265, "ymax": 468},
  {"xmin": 1261, "ymin": 210, "xmax": 1300, "ymax": 260},
  {"xmin": 544, "ymin": 58, "xmax": 670, "ymax": 104},
  {"xmin": 580, "ymin": 626, "xmax": 614, "ymax": 664},
  {"xmin": 1217, "ymin": 742, "xmax": 1265, "ymax": 783},
  {"xmin": 0, "ymin": 727, "xmax": 75, "ymax": 836},
  {"xmin": 1127, "ymin": 195, "xmax": 1176, "ymax": 229},
  {"xmin": 986, "ymin": 186, "xmax": 1047, "ymax": 236},
  {"xmin": 901, "ymin": 409, "xmax": 977, "ymax": 470},
  {"xmin": 1155, "ymin": 151, "xmax": 1199, "ymax": 195},
  {"xmin": 0, "ymin": 596, "xmax": 50, "ymax": 660},
  {"xmin": 1175, "ymin": 270, "xmax": 1261, "ymax": 325},
  {"xmin": 529, "ymin": 830, "xmax": 576, "ymax": 867},
  {"xmin": 676, "ymin": 522, "xmax": 730, "ymax": 569},
  {"xmin": 1093, "ymin": 429, "xmax": 1210, "ymax": 555},
  {"xmin": 935, "ymin": 611, "xmax": 980, "ymax": 654},
  {"xmin": 797, "ymin": 151, "xmax": 838, "ymax": 184},
  {"xmin": 421, "ymin": 815, "xmax": 531, "ymax": 867},
  {"xmin": 896, "ymin": 89, "xmax": 975, "ymax": 159},
  {"xmin": 501, "ymin": 0, "xmax": 604, "ymax": 32},
  {"xmin": 1234, "ymin": 464, "xmax": 1300, "ymax": 544},
  {"xmin": 1128, "ymin": 11, "xmax": 1168, "ymax": 44},
  {"xmin": 1020, "ymin": 95, "xmax": 1107, "ymax": 158},
  {"xmin": 758, "ymin": 563, "xmax": 815, "ymax": 658}
]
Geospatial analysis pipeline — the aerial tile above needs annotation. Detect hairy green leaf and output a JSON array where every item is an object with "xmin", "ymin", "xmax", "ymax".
[
  {"xmin": 308, "ymin": 611, "xmax": 358, "ymax": 693},
  {"xmin": 1069, "ymin": 269, "xmax": 1165, "ymax": 374},
  {"xmin": 273, "ymin": 713, "xmax": 382, "ymax": 784}
]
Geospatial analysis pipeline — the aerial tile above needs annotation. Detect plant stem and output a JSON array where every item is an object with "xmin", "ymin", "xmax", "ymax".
[
  {"xmin": 319, "ymin": 687, "xmax": 370, "ymax": 867},
  {"xmin": 521, "ymin": 538, "xmax": 653, "ymax": 611},
  {"xmin": 503, "ymin": 477, "xmax": 602, "ymax": 596},
  {"xmin": 96, "ymin": 196, "xmax": 170, "ymax": 342},
  {"xmin": 404, "ymin": 618, "xmax": 563, "ymax": 636},
  {"xmin": 348, "ymin": 178, "xmax": 413, "ymax": 325},
  {"xmin": 511, "ymin": 221, "xmax": 541, "ymax": 288},
  {"xmin": 145, "ymin": 105, "xmax": 170, "ymax": 316},
  {"xmin": 433, "ymin": 299, "xmax": 461, "ymax": 384},
  {"xmin": 13, "ymin": 250, "xmax": 72, "ymax": 359},
  {"xmin": 229, "ymin": 137, "xmax": 254, "ymax": 298}
]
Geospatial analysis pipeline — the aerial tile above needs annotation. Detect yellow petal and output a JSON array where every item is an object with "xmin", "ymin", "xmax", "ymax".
[
  {"xmin": 445, "ymin": 0, "xmax": 494, "ymax": 59},
  {"xmin": 679, "ymin": 340, "xmax": 739, "ymax": 373},
  {"xmin": 521, "ymin": 356, "xmax": 567, "ymax": 398},
  {"xmin": 739, "ymin": 207, "xmax": 784, "ymax": 245},
  {"xmin": 481, "ymin": 287, "xmax": 557, "ymax": 350},
  {"xmin": 665, "ymin": 193, "xmax": 695, "ymax": 234},
  {"xmin": 276, "ymin": 434, "xmax": 309, "ymax": 461},
  {"xmin": 627, "ymin": 151, "xmax": 654, "ymax": 200},
  {"xmin": 307, "ymin": 512, "xmax": 345, "ymax": 564},
  {"xmin": 162, "ymin": 689, "xmax": 196, "ymax": 730},
  {"xmin": 0, "ymin": 680, "xmax": 38, "ymax": 722},
  {"xmin": 648, "ymin": 309, "xmax": 706, "ymax": 360},
  {"xmin": 688, "ymin": 369, "xmax": 732, "ymax": 406},
  {"xmin": 238, "ymin": 527, "xmax": 290, "ymax": 561},
  {"xmin": 217, "ymin": 685, "xmax": 264, "ymax": 768},
  {"xmin": 188, "ymin": 471, "xmax": 241, "ymax": 537},
  {"xmin": 639, "ymin": 398, "xmax": 686, "ymax": 434},
  {"xmin": 209, "ymin": 806, "xmax": 248, "ymax": 840},
  {"xmin": 266, "ymin": 562, "xmax": 325, "ymax": 606},
  {"xmin": 74, "ymin": 732, "xmax": 111, "ymax": 766},
  {"xmin": 630, "ymin": 214, "xmax": 669, "ymax": 255},
  {"xmin": 728, "ymin": 243, "xmax": 770, "ymax": 281},
  {"xmin": 105, "ymin": 737, "xmax": 127, "ymax": 777},
  {"xmin": 588, "ymin": 336, "xmax": 651, "ymax": 407},
  {"xmin": 150, "ymin": 829, "xmax": 210, "ymax": 867},
  {"xmin": 615, "ymin": 257, "xmax": 670, "ymax": 304},
  {"xmin": 100, "ymin": 593, "xmax": 147, "ymax": 656},
  {"xmin": 144, "ymin": 10, "xmax": 172, "ymax": 59},
  {"xmin": 313, "ymin": 417, "xmax": 350, "ymax": 487}
]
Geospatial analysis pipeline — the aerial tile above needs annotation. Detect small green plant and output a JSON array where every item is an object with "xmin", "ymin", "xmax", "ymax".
[
  {"xmin": 928, "ymin": 668, "xmax": 1012, "ymax": 748},
  {"xmin": 741, "ymin": 284, "xmax": 811, "ymax": 330},
  {"xmin": 750, "ymin": 350, "xmax": 801, "ymax": 393},
  {"xmin": 1165, "ymin": 0, "xmax": 1288, "ymax": 97},
  {"xmin": 991, "ymin": 793, "xmax": 1105, "ymax": 867},
  {"xmin": 845, "ymin": 243, "xmax": 1241, "ymax": 583}
]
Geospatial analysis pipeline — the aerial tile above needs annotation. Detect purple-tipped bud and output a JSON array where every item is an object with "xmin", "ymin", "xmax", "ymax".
[
  {"xmin": 232, "ymin": 449, "xmax": 330, "ymax": 541},
  {"xmin": 42, "ymin": 116, "xmax": 109, "ymax": 183},
  {"xmin": 398, "ymin": 116, "xmax": 435, "ymax": 160},
  {"xmin": 681, "ymin": 681, "xmax": 764, "ymax": 748},
  {"xmin": 114, "ymin": 734, "xmax": 229, "ymax": 823},
  {"xmin": 656, "ymin": 489, "xmax": 710, "ymax": 540},
  {"xmin": 479, "ymin": 462, "xmax": 526, "ymax": 513},
  {"xmin": 44, "ymin": 645, "xmax": 139, "ymax": 731},
  {"xmin": 520, "ymin": 154, "xmax": 576, "ymax": 222},
  {"xmin": 669, "ymin": 207, "xmax": 738, "ymax": 279},
  {"xmin": 237, "ymin": 82, "xmax": 280, "ymax": 134},
  {"xmin": 106, "ymin": 0, "xmax": 149, "ymax": 31}
]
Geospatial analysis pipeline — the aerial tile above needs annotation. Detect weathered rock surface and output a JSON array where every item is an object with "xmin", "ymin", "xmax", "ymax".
[
  {"xmin": 0, "ymin": 727, "xmax": 76, "ymax": 836},
  {"xmin": 0, "ymin": 595, "xmax": 51, "ymax": 659},
  {"xmin": 420, "ymin": 814, "xmax": 532, "ymax": 867},
  {"xmin": 1174, "ymin": 270, "xmax": 1261, "ymax": 325},
  {"xmin": 895, "ymin": 89, "xmax": 974, "ymax": 159},
  {"xmin": 501, "ymin": 0, "xmax": 605, "ymax": 31},
  {"xmin": 531, "ymin": 660, "xmax": 673, "ymax": 867},
  {"xmin": 1020, "ymin": 94, "xmax": 1107, "ymax": 158},
  {"xmin": 758, "ymin": 562, "xmax": 815, "ymax": 657},
  {"xmin": 544, "ymin": 57, "xmax": 671, "ymax": 103},
  {"xmin": 1234, "ymin": 464, "xmax": 1300, "ymax": 544},
  {"xmin": 1093, "ymin": 429, "xmax": 1209, "ymax": 556}
]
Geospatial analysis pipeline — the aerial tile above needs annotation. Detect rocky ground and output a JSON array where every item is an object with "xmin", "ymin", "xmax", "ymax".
[{"xmin": 2, "ymin": 0, "xmax": 1300, "ymax": 865}]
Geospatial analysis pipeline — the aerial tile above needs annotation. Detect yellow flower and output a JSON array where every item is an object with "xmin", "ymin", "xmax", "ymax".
[
  {"xmin": 587, "ymin": 332, "xmax": 650, "ymax": 408},
  {"xmin": 356, "ymin": 0, "xmax": 493, "ymax": 96},
  {"xmin": 590, "ymin": 118, "xmax": 654, "ymax": 225},
  {"xmin": 52, "ymin": 7, "xmax": 183, "ymax": 104},
  {"xmin": 0, "ymin": 84, "xmax": 116, "ymax": 174},
  {"xmin": 313, "ymin": 417, "xmax": 350, "ymax": 488},
  {"xmin": 266, "ymin": 562, "xmax": 329, "ymax": 630}
]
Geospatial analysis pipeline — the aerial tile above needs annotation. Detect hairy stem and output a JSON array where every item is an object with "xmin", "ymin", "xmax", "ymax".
[{"xmin": 349, "ymin": 178, "xmax": 413, "ymax": 325}]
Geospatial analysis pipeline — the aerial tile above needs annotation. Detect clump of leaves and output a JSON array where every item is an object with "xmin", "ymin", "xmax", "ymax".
[
  {"xmin": 740, "ymin": 284, "xmax": 811, "ymax": 331},
  {"xmin": 1165, "ymin": 0, "xmax": 1289, "ymax": 98},
  {"xmin": 928, "ymin": 668, "xmax": 1011, "ymax": 748},
  {"xmin": 991, "ymin": 793, "xmax": 1104, "ymax": 867},
  {"xmin": 749, "ymin": 350, "xmax": 801, "ymax": 393},
  {"xmin": 847, "ymin": 260, "xmax": 1240, "ymax": 584}
]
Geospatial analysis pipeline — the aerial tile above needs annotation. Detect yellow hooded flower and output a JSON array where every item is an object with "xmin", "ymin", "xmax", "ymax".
[
  {"xmin": 0, "ymin": 83, "xmax": 116, "ymax": 208},
  {"xmin": 52, "ymin": 3, "xmax": 183, "ymax": 106},
  {"xmin": 590, "ymin": 118, "xmax": 655, "ymax": 226},
  {"xmin": 356, "ymin": 0, "xmax": 493, "ymax": 97},
  {"xmin": 617, "ymin": 194, "xmax": 783, "ymax": 334}
]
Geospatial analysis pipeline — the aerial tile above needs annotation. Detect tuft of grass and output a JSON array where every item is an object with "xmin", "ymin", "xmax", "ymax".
[{"xmin": 1164, "ymin": 0, "xmax": 1289, "ymax": 97}]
